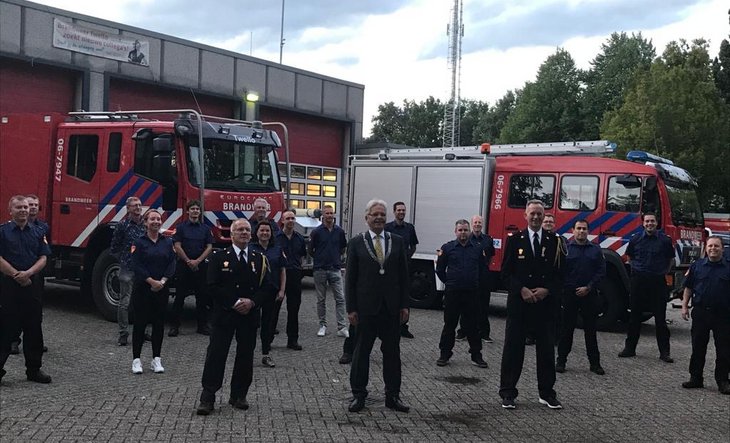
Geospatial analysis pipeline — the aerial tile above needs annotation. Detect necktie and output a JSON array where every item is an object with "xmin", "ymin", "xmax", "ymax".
[
  {"xmin": 239, "ymin": 250, "xmax": 247, "ymax": 263},
  {"xmin": 533, "ymin": 232, "xmax": 541, "ymax": 257},
  {"xmin": 374, "ymin": 234, "xmax": 384, "ymax": 263}
]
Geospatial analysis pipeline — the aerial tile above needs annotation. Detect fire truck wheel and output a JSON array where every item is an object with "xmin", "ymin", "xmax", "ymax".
[
  {"xmin": 91, "ymin": 249, "xmax": 121, "ymax": 322},
  {"xmin": 409, "ymin": 261, "xmax": 438, "ymax": 309},
  {"xmin": 581, "ymin": 278, "xmax": 624, "ymax": 332}
]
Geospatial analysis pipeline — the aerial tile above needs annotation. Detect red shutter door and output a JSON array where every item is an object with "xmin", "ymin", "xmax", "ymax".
[
  {"xmin": 0, "ymin": 58, "xmax": 77, "ymax": 114},
  {"xmin": 108, "ymin": 78, "xmax": 235, "ymax": 118},
  {"xmin": 260, "ymin": 107, "xmax": 345, "ymax": 168}
]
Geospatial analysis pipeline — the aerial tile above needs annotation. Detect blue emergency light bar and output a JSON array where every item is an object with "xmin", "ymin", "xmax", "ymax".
[{"xmin": 626, "ymin": 150, "xmax": 674, "ymax": 165}]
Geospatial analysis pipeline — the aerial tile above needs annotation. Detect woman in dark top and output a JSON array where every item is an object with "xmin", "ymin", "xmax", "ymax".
[
  {"xmin": 130, "ymin": 209, "xmax": 176, "ymax": 374},
  {"xmin": 250, "ymin": 220, "xmax": 286, "ymax": 368}
]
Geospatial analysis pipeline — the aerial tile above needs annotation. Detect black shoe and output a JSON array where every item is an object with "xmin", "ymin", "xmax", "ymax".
[
  {"xmin": 718, "ymin": 381, "xmax": 730, "ymax": 395},
  {"xmin": 196, "ymin": 401, "xmax": 214, "ymax": 415},
  {"xmin": 401, "ymin": 330, "xmax": 415, "ymax": 339},
  {"xmin": 10, "ymin": 342, "xmax": 20, "ymax": 355},
  {"xmin": 228, "ymin": 397, "xmax": 249, "ymax": 410},
  {"xmin": 659, "ymin": 354, "xmax": 674, "ymax": 363},
  {"xmin": 273, "ymin": 329, "xmax": 280, "ymax": 335},
  {"xmin": 482, "ymin": 336, "xmax": 494, "ymax": 343},
  {"xmin": 525, "ymin": 336, "xmax": 536, "ymax": 346},
  {"xmin": 539, "ymin": 396, "xmax": 563, "ymax": 409},
  {"xmin": 197, "ymin": 325, "xmax": 211, "ymax": 336},
  {"xmin": 436, "ymin": 355, "xmax": 450, "ymax": 367},
  {"xmin": 118, "ymin": 335, "xmax": 128, "ymax": 346},
  {"xmin": 348, "ymin": 397, "xmax": 365, "ymax": 412},
  {"xmin": 262, "ymin": 355, "xmax": 275, "ymax": 368},
  {"xmin": 42, "ymin": 345, "xmax": 48, "ymax": 353},
  {"xmin": 339, "ymin": 353, "xmax": 352, "ymax": 364},
  {"xmin": 590, "ymin": 364, "xmax": 605, "ymax": 375},
  {"xmin": 287, "ymin": 342, "xmax": 303, "ymax": 351},
  {"xmin": 618, "ymin": 348, "xmax": 636, "ymax": 358},
  {"xmin": 455, "ymin": 331, "xmax": 466, "ymax": 341},
  {"xmin": 501, "ymin": 397, "xmax": 516, "ymax": 409},
  {"xmin": 555, "ymin": 362, "xmax": 566, "ymax": 373},
  {"xmin": 471, "ymin": 356, "xmax": 488, "ymax": 368},
  {"xmin": 385, "ymin": 396, "xmax": 410, "ymax": 413},
  {"xmin": 168, "ymin": 327, "xmax": 179, "ymax": 337},
  {"xmin": 26, "ymin": 369, "xmax": 52, "ymax": 384},
  {"xmin": 682, "ymin": 378, "xmax": 704, "ymax": 389}
]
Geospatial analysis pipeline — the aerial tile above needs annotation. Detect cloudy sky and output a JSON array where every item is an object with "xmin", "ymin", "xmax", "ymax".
[{"xmin": 31, "ymin": 0, "xmax": 730, "ymax": 136}]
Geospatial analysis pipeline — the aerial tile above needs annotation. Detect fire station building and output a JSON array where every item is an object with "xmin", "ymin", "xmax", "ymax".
[{"xmin": 0, "ymin": 0, "xmax": 364, "ymax": 215}]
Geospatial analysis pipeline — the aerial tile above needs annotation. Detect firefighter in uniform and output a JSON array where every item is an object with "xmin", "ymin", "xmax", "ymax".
[
  {"xmin": 618, "ymin": 212, "xmax": 674, "ymax": 363},
  {"xmin": 499, "ymin": 200, "xmax": 565, "ymax": 409},
  {"xmin": 196, "ymin": 219, "xmax": 272, "ymax": 415},
  {"xmin": 0, "ymin": 195, "xmax": 52, "ymax": 384},
  {"xmin": 680, "ymin": 235, "xmax": 730, "ymax": 395},
  {"xmin": 274, "ymin": 210, "xmax": 307, "ymax": 350},
  {"xmin": 435, "ymin": 219, "xmax": 489, "ymax": 369},
  {"xmin": 384, "ymin": 201, "xmax": 419, "ymax": 339},
  {"xmin": 169, "ymin": 200, "xmax": 213, "ymax": 337}
]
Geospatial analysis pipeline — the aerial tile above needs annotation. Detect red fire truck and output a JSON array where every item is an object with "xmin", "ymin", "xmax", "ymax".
[
  {"xmin": 347, "ymin": 141, "xmax": 705, "ymax": 330},
  {"xmin": 0, "ymin": 110, "xmax": 288, "ymax": 321}
]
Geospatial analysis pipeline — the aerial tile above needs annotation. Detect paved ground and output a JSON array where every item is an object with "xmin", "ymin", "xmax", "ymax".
[{"xmin": 0, "ymin": 280, "xmax": 728, "ymax": 442}]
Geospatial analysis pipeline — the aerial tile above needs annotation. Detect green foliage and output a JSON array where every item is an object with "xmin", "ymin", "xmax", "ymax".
[
  {"xmin": 499, "ymin": 48, "xmax": 583, "ymax": 143},
  {"xmin": 369, "ymin": 97, "xmax": 444, "ymax": 147},
  {"xmin": 711, "ymin": 10, "xmax": 730, "ymax": 104}
]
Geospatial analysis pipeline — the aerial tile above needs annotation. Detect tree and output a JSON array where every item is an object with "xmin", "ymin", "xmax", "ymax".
[
  {"xmin": 368, "ymin": 97, "xmax": 444, "ymax": 147},
  {"xmin": 459, "ymin": 99, "xmax": 489, "ymax": 146},
  {"xmin": 711, "ymin": 10, "xmax": 730, "ymax": 104},
  {"xmin": 581, "ymin": 32, "xmax": 656, "ymax": 139},
  {"xmin": 602, "ymin": 39, "xmax": 730, "ymax": 210},
  {"xmin": 472, "ymin": 90, "xmax": 517, "ymax": 144},
  {"xmin": 499, "ymin": 48, "xmax": 583, "ymax": 143}
]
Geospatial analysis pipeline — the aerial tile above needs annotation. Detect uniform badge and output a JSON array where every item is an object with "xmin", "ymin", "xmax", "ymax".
[
  {"xmin": 223, "ymin": 261, "xmax": 229, "ymax": 268},
  {"xmin": 518, "ymin": 248, "xmax": 523, "ymax": 255}
]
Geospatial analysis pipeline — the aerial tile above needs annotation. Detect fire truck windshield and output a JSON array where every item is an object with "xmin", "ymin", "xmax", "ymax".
[
  {"xmin": 665, "ymin": 183, "xmax": 704, "ymax": 227},
  {"xmin": 185, "ymin": 139, "xmax": 280, "ymax": 192}
]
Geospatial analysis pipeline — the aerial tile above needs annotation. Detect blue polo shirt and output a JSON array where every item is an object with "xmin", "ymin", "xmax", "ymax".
[
  {"xmin": 436, "ymin": 239, "xmax": 485, "ymax": 290},
  {"xmin": 563, "ymin": 239, "xmax": 606, "ymax": 289},
  {"xmin": 172, "ymin": 219, "xmax": 213, "ymax": 260},
  {"xmin": 683, "ymin": 257, "xmax": 730, "ymax": 309},
  {"xmin": 131, "ymin": 235, "xmax": 176, "ymax": 282},
  {"xmin": 275, "ymin": 230, "xmax": 307, "ymax": 270},
  {"xmin": 626, "ymin": 230, "xmax": 674, "ymax": 275},
  {"xmin": 310, "ymin": 224, "xmax": 347, "ymax": 270},
  {"xmin": 0, "ymin": 221, "xmax": 51, "ymax": 271},
  {"xmin": 384, "ymin": 221, "xmax": 419, "ymax": 257},
  {"xmin": 251, "ymin": 242, "xmax": 286, "ymax": 290}
]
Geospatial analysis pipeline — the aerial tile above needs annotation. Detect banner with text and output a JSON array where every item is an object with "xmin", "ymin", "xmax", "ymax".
[{"xmin": 53, "ymin": 18, "xmax": 149, "ymax": 66}]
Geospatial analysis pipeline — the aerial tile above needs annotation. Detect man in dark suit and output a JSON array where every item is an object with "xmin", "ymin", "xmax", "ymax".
[
  {"xmin": 499, "ymin": 199, "xmax": 565, "ymax": 410},
  {"xmin": 346, "ymin": 199, "xmax": 410, "ymax": 413},
  {"xmin": 196, "ymin": 219, "xmax": 272, "ymax": 415}
]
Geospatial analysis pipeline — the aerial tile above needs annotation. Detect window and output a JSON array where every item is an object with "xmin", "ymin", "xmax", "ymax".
[
  {"xmin": 323, "ymin": 168, "xmax": 338, "ymax": 181},
  {"xmin": 607, "ymin": 176, "xmax": 641, "ymax": 212},
  {"xmin": 307, "ymin": 167, "xmax": 322, "ymax": 180},
  {"xmin": 306, "ymin": 200, "xmax": 322, "ymax": 210},
  {"xmin": 107, "ymin": 132, "xmax": 122, "ymax": 172},
  {"xmin": 560, "ymin": 176, "xmax": 598, "ymax": 211},
  {"xmin": 323, "ymin": 185, "xmax": 337, "ymax": 198},
  {"xmin": 290, "ymin": 165, "xmax": 306, "ymax": 179},
  {"xmin": 278, "ymin": 163, "xmax": 288, "ymax": 179},
  {"xmin": 67, "ymin": 134, "xmax": 98, "ymax": 182},
  {"xmin": 508, "ymin": 175, "xmax": 555, "ymax": 208},
  {"xmin": 289, "ymin": 199, "xmax": 304, "ymax": 209},
  {"xmin": 288, "ymin": 182, "xmax": 305, "ymax": 195},
  {"xmin": 307, "ymin": 184, "xmax": 321, "ymax": 196}
]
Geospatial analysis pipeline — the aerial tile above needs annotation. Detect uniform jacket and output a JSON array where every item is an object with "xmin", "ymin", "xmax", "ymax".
[
  {"xmin": 501, "ymin": 229, "xmax": 565, "ymax": 299},
  {"xmin": 345, "ymin": 231, "xmax": 409, "ymax": 317},
  {"xmin": 206, "ymin": 246, "xmax": 273, "ymax": 316}
]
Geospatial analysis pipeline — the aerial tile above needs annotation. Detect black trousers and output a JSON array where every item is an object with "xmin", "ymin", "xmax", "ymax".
[
  {"xmin": 439, "ymin": 289, "xmax": 482, "ymax": 356},
  {"xmin": 689, "ymin": 306, "xmax": 730, "ymax": 384},
  {"xmin": 0, "ymin": 276, "xmax": 43, "ymax": 372},
  {"xmin": 343, "ymin": 323, "xmax": 357, "ymax": 356},
  {"xmin": 131, "ymin": 283, "xmax": 167, "ymax": 359},
  {"xmin": 499, "ymin": 293, "xmax": 556, "ymax": 400},
  {"xmin": 350, "ymin": 306, "xmax": 402, "ymax": 399},
  {"xmin": 200, "ymin": 309, "xmax": 258, "ymax": 402},
  {"xmin": 557, "ymin": 287, "xmax": 600, "ymax": 365},
  {"xmin": 272, "ymin": 269, "xmax": 303, "ymax": 344},
  {"xmin": 625, "ymin": 273, "xmax": 670, "ymax": 355},
  {"xmin": 169, "ymin": 263, "xmax": 210, "ymax": 329},
  {"xmin": 457, "ymin": 278, "xmax": 492, "ymax": 339},
  {"xmin": 259, "ymin": 294, "xmax": 277, "ymax": 354}
]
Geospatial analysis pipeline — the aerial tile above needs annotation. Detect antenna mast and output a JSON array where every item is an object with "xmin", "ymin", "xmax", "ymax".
[{"xmin": 443, "ymin": 0, "xmax": 463, "ymax": 147}]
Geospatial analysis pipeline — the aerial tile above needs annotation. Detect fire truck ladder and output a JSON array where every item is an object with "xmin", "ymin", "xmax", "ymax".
[{"xmin": 360, "ymin": 140, "xmax": 617, "ymax": 161}]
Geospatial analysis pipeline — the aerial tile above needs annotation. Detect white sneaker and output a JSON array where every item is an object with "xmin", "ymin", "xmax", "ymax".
[
  {"xmin": 317, "ymin": 325, "xmax": 327, "ymax": 337},
  {"xmin": 132, "ymin": 358, "xmax": 143, "ymax": 374},
  {"xmin": 150, "ymin": 357, "xmax": 165, "ymax": 373},
  {"xmin": 337, "ymin": 328, "xmax": 349, "ymax": 338}
]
